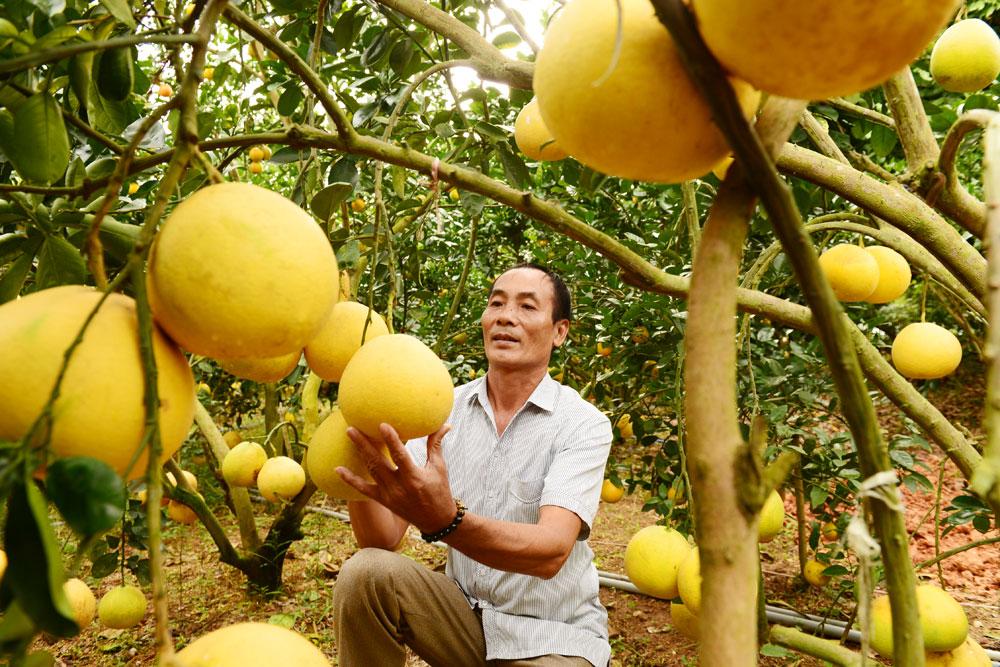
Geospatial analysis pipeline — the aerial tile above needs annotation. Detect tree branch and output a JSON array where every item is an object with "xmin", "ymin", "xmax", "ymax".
[
  {"xmin": 769, "ymin": 625, "xmax": 862, "ymax": 667},
  {"xmin": 492, "ymin": 0, "xmax": 540, "ymax": 54},
  {"xmin": 933, "ymin": 110, "xmax": 996, "ymax": 238},
  {"xmin": 778, "ymin": 143, "xmax": 987, "ymax": 301},
  {"xmin": 824, "ymin": 99, "xmax": 896, "ymax": 129},
  {"xmin": 683, "ymin": 95, "xmax": 805, "ymax": 665},
  {"xmin": 0, "ymin": 33, "xmax": 199, "ymax": 75},
  {"xmin": 373, "ymin": 0, "xmax": 533, "ymax": 89},
  {"xmin": 650, "ymin": 2, "xmax": 924, "ymax": 663},
  {"xmin": 972, "ymin": 114, "xmax": 1000, "ymax": 518},
  {"xmin": 882, "ymin": 67, "xmax": 940, "ymax": 170}
]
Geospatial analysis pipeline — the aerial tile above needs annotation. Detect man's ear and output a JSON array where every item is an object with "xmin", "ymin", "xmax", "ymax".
[{"xmin": 552, "ymin": 320, "xmax": 569, "ymax": 347}]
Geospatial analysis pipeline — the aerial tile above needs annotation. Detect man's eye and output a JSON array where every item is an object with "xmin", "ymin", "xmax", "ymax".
[{"xmin": 522, "ymin": 304, "xmax": 535, "ymax": 310}]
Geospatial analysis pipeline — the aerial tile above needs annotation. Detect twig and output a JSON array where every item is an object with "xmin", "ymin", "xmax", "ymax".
[
  {"xmin": 824, "ymin": 99, "xmax": 896, "ymax": 129},
  {"xmin": 0, "ymin": 33, "xmax": 199, "ymax": 74}
]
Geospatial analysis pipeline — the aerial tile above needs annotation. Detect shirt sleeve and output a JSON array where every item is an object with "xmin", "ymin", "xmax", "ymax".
[{"xmin": 539, "ymin": 414, "xmax": 613, "ymax": 540}]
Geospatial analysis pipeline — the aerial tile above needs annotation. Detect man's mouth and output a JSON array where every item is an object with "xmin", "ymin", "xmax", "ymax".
[{"xmin": 492, "ymin": 333, "xmax": 519, "ymax": 343}]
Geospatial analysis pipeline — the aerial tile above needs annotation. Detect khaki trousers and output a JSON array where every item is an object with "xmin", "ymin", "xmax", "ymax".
[{"xmin": 333, "ymin": 548, "xmax": 594, "ymax": 667}]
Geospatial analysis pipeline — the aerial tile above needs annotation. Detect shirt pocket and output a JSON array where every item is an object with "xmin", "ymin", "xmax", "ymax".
[{"xmin": 507, "ymin": 477, "xmax": 545, "ymax": 524}]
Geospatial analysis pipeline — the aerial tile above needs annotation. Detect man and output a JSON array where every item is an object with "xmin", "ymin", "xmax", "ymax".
[{"xmin": 333, "ymin": 263, "xmax": 613, "ymax": 666}]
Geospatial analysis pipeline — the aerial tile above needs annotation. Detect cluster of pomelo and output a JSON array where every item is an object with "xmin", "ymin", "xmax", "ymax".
[
  {"xmin": 622, "ymin": 489, "xmax": 785, "ymax": 637},
  {"xmin": 817, "ymin": 242, "xmax": 963, "ymax": 380},
  {"xmin": 247, "ymin": 144, "xmax": 272, "ymax": 175},
  {"xmin": 512, "ymin": 0, "xmax": 960, "ymax": 183},
  {"xmin": 59, "ymin": 577, "xmax": 148, "ymax": 631}
]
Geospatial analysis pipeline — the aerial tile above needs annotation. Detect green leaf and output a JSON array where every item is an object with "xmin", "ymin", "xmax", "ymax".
[
  {"xmin": 277, "ymin": 85, "xmax": 303, "ymax": 116},
  {"xmin": 0, "ymin": 238, "xmax": 40, "ymax": 303},
  {"xmin": 10, "ymin": 94, "xmax": 70, "ymax": 185},
  {"xmin": 90, "ymin": 552, "xmax": 119, "ymax": 579},
  {"xmin": 491, "ymin": 31, "xmax": 521, "ymax": 49},
  {"xmin": 35, "ymin": 235, "xmax": 86, "ymax": 290},
  {"xmin": 808, "ymin": 485, "xmax": 828, "ymax": 509},
  {"xmin": 99, "ymin": 0, "xmax": 136, "ymax": 29},
  {"xmin": 0, "ymin": 600, "xmax": 37, "ymax": 647},
  {"xmin": 328, "ymin": 157, "xmax": 359, "ymax": 188},
  {"xmin": 86, "ymin": 78, "xmax": 131, "ymax": 134},
  {"xmin": 760, "ymin": 644, "xmax": 793, "ymax": 658},
  {"xmin": 310, "ymin": 182, "xmax": 354, "ymax": 221},
  {"xmin": 97, "ymin": 217, "xmax": 140, "ymax": 260},
  {"xmin": 267, "ymin": 613, "xmax": 296, "ymax": 629},
  {"xmin": 497, "ymin": 146, "xmax": 530, "ymax": 190},
  {"xmin": 4, "ymin": 480, "xmax": 78, "ymax": 637},
  {"xmin": 46, "ymin": 457, "xmax": 126, "ymax": 535},
  {"xmin": 391, "ymin": 165, "xmax": 406, "ymax": 198},
  {"xmin": 870, "ymin": 124, "xmax": 898, "ymax": 159},
  {"xmin": 31, "ymin": 25, "xmax": 79, "ymax": 52}
]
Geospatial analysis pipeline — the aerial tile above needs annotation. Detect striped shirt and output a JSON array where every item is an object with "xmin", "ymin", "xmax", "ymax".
[{"xmin": 406, "ymin": 374, "xmax": 613, "ymax": 667}]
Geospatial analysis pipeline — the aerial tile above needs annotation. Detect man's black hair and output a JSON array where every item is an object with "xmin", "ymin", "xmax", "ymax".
[{"xmin": 489, "ymin": 263, "xmax": 572, "ymax": 323}]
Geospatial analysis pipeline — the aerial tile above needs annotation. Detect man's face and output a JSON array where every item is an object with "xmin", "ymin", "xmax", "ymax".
[{"xmin": 481, "ymin": 267, "xmax": 569, "ymax": 374}]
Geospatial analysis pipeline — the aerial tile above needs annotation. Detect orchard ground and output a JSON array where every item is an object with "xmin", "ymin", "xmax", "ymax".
[{"xmin": 41, "ymin": 363, "xmax": 998, "ymax": 666}]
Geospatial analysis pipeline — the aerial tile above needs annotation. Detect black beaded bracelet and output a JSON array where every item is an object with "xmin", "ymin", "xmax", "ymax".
[{"xmin": 421, "ymin": 499, "xmax": 467, "ymax": 543}]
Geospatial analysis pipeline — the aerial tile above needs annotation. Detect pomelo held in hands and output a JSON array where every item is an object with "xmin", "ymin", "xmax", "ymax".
[
  {"xmin": 338, "ymin": 334, "xmax": 454, "ymax": 441},
  {"xmin": 147, "ymin": 182, "xmax": 339, "ymax": 360},
  {"xmin": 307, "ymin": 408, "xmax": 392, "ymax": 501}
]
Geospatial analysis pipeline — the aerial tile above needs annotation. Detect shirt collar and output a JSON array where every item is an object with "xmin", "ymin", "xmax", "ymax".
[{"xmin": 470, "ymin": 373, "xmax": 558, "ymax": 413}]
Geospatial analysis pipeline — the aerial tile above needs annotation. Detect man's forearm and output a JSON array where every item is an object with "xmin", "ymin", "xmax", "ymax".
[
  {"xmin": 441, "ymin": 508, "xmax": 578, "ymax": 579},
  {"xmin": 346, "ymin": 499, "xmax": 409, "ymax": 549}
]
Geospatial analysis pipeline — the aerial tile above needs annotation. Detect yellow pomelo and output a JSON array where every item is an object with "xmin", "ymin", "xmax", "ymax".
[
  {"xmin": 931, "ymin": 19, "xmax": 1000, "ymax": 93},
  {"xmin": 220, "ymin": 350, "xmax": 300, "ymax": 383},
  {"xmin": 691, "ymin": 0, "xmax": 960, "ymax": 99},
  {"xmin": 222, "ymin": 431, "xmax": 243, "ymax": 449},
  {"xmin": 97, "ymin": 585, "xmax": 146, "ymax": 629},
  {"xmin": 677, "ymin": 547, "xmax": 702, "ymax": 614},
  {"xmin": 0, "ymin": 286, "xmax": 194, "ymax": 479},
  {"xmin": 871, "ymin": 585, "xmax": 969, "ymax": 656},
  {"xmin": 534, "ymin": 0, "xmax": 760, "ymax": 183},
  {"xmin": 600, "ymin": 479, "xmax": 625, "ymax": 503},
  {"xmin": 623, "ymin": 525, "xmax": 691, "ymax": 599},
  {"xmin": 513, "ymin": 98, "xmax": 568, "ymax": 162},
  {"xmin": 670, "ymin": 602, "xmax": 700, "ymax": 640},
  {"xmin": 0, "ymin": 549, "xmax": 6, "ymax": 584},
  {"xmin": 892, "ymin": 322, "xmax": 963, "ymax": 380},
  {"xmin": 338, "ymin": 334, "xmax": 454, "ymax": 441},
  {"xmin": 147, "ymin": 182, "xmax": 339, "ymax": 359},
  {"xmin": 167, "ymin": 469, "xmax": 199, "ymax": 492},
  {"xmin": 257, "ymin": 456, "xmax": 306, "ymax": 501},
  {"xmin": 167, "ymin": 499, "xmax": 199, "ymax": 524},
  {"xmin": 925, "ymin": 636, "xmax": 991, "ymax": 667},
  {"xmin": 307, "ymin": 408, "xmax": 391, "ymax": 501},
  {"xmin": 821, "ymin": 521, "xmax": 839, "ymax": 543},
  {"xmin": 710, "ymin": 155, "xmax": 734, "ymax": 180},
  {"xmin": 221, "ymin": 441, "xmax": 268, "ymax": 487},
  {"xmin": 176, "ymin": 622, "xmax": 331, "ymax": 667},
  {"xmin": 818, "ymin": 244, "xmax": 880, "ymax": 302},
  {"xmin": 758, "ymin": 489, "xmax": 785, "ymax": 543},
  {"xmin": 803, "ymin": 559, "xmax": 830, "ymax": 588},
  {"xmin": 616, "ymin": 414, "xmax": 634, "ymax": 439},
  {"xmin": 304, "ymin": 301, "xmax": 390, "ymax": 382},
  {"xmin": 865, "ymin": 246, "xmax": 912, "ymax": 304},
  {"xmin": 64, "ymin": 578, "xmax": 96, "ymax": 629}
]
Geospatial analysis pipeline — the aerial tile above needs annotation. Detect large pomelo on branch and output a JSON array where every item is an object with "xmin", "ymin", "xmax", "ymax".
[
  {"xmin": 870, "ymin": 584, "xmax": 969, "ymax": 656},
  {"xmin": 817, "ymin": 244, "xmax": 880, "ymax": 302},
  {"xmin": 891, "ymin": 322, "xmax": 962, "ymax": 380},
  {"xmin": 305, "ymin": 301, "xmax": 390, "ymax": 382},
  {"xmin": 691, "ymin": 0, "xmax": 960, "ymax": 99},
  {"xmin": 147, "ymin": 182, "xmax": 339, "ymax": 360},
  {"xmin": 338, "ymin": 334, "xmax": 454, "ymax": 441},
  {"xmin": 0, "ymin": 286, "xmax": 195, "ymax": 479},
  {"xmin": 533, "ymin": 0, "xmax": 759, "ymax": 184},
  {"xmin": 176, "ymin": 622, "xmax": 331, "ymax": 666},
  {"xmin": 865, "ymin": 246, "xmax": 911, "ymax": 304},
  {"xmin": 513, "ymin": 98, "xmax": 567, "ymax": 162},
  {"xmin": 306, "ymin": 408, "xmax": 391, "ymax": 501},
  {"xmin": 220, "ymin": 350, "xmax": 301, "ymax": 383},
  {"xmin": 623, "ymin": 525, "xmax": 691, "ymax": 599},
  {"xmin": 931, "ymin": 19, "xmax": 1000, "ymax": 93}
]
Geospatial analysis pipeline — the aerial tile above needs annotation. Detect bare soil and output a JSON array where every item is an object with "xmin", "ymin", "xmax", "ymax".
[{"xmin": 40, "ymin": 363, "xmax": 1000, "ymax": 665}]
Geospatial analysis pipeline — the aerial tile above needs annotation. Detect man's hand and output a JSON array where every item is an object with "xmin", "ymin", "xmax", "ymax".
[{"xmin": 336, "ymin": 423, "xmax": 458, "ymax": 535}]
